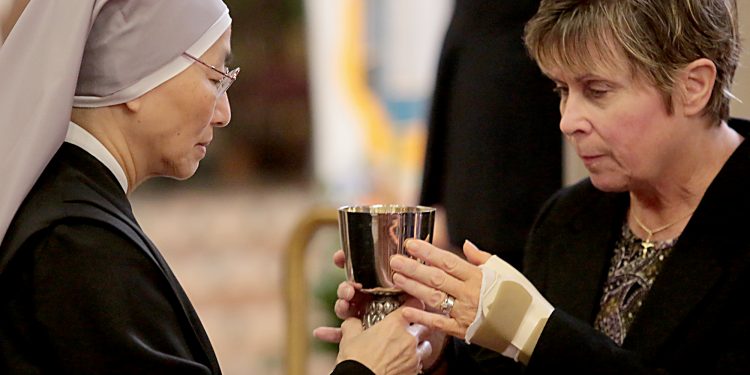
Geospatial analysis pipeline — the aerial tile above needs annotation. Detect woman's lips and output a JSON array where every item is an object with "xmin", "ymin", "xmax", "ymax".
[{"xmin": 580, "ymin": 154, "xmax": 603, "ymax": 167}]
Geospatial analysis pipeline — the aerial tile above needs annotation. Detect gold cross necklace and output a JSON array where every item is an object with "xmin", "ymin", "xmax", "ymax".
[{"xmin": 631, "ymin": 209, "xmax": 695, "ymax": 257}]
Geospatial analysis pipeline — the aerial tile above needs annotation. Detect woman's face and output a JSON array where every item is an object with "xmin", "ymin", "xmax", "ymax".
[
  {"xmin": 544, "ymin": 55, "xmax": 685, "ymax": 193},
  {"xmin": 127, "ymin": 29, "xmax": 233, "ymax": 181}
]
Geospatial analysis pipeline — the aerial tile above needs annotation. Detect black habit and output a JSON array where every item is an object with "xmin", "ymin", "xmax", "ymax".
[{"xmin": 0, "ymin": 143, "xmax": 221, "ymax": 374}]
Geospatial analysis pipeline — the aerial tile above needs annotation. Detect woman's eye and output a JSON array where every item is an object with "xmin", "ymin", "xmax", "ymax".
[
  {"xmin": 586, "ymin": 88, "xmax": 609, "ymax": 99},
  {"xmin": 589, "ymin": 88, "xmax": 607, "ymax": 98},
  {"xmin": 552, "ymin": 86, "xmax": 569, "ymax": 97}
]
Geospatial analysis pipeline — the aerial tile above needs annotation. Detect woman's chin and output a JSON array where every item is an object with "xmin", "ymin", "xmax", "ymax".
[{"xmin": 589, "ymin": 175, "xmax": 629, "ymax": 193}]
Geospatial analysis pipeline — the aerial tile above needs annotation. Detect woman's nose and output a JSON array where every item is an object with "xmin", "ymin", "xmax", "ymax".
[
  {"xmin": 212, "ymin": 92, "xmax": 232, "ymax": 127},
  {"xmin": 558, "ymin": 96, "xmax": 589, "ymax": 136}
]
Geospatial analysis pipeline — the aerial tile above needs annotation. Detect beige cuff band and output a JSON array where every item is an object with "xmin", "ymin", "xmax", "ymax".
[
  {"xmin": 469, "ymin": 281, "xmax": 531, "ymax": 355},
  {"xmin": 466, "ymin": 256, "xmax": 553, "ymax": 363}
]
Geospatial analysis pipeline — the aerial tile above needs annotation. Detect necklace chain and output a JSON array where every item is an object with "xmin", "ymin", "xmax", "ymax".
[{"xmin": 631, "ymin": 209, "xmax": 695, "ymax": 256}]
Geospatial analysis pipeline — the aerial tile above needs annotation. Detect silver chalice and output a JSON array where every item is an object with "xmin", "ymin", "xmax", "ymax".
[{"xmin": 338, "ymin": 204, "xmax": 435, "ymax": 328}]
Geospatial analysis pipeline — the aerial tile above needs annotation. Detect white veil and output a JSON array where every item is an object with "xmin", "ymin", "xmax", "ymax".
[{"xmin": 0, "ymin": 0, "xmax": 230, "ymax": 242}]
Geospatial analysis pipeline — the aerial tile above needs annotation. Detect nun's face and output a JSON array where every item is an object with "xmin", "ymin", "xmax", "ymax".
[{"xmin": 126, "ymin": 29, "xmax": 233, "ymax": 181}]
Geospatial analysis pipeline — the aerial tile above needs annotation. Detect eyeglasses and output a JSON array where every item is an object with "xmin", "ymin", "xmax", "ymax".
[{"xmin": 183, "ymin": 52, "xmax": 240, "ymax": 97}]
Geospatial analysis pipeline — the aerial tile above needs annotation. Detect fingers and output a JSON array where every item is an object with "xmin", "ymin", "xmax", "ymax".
[
  {"xmin": 312, "ymin": 326, "xmax": 342, "ymax": 343},
  {"xmin": 392, "ymin": 273, "xmax": 448, "ymax": 312},
  {"xmin": 391, "ymin": 254, "xmax": 466, "ymax": 301},
  {"xmin": 394, "ymin": 271, "xmax": 479, "ymax": 334},
  {"xmin": 335, "ymin": 281, "xmax": 369, "ymax": 319},
  {"xmin": 380, "ymin": 309, "xmax": 433, "ymax": 365},
  {"xmin": 334, "ymin": 281, "xmax": 356, "ymax": 319},
  {"xmin": 337, "ymin": 281, "xmax": 355, "ymax": 301},
  {"xmin": 333, "ymin": 249, "xmax": 345, "ymax": 269},
  {"xmin": 392, "ymin": 240, "xmax": 483, "ymax": 324},
  {"xmin": 334, "ymin": 299, "xmax": 352, "ymax": 320},
  {"xmin": 381, "ymin": 304, "xmax": 430, "ymax": 335},
  {"xmin": 403, "ymin": 239, "xmax": 480, "ymax": 282},
  {"xmin": 417, "ymin": 340, "xmax": 433, "ymax": 361},
  {"xmin": 402, "ymin": 306, "xmax": 466, "ymax": 339},
  {"xmin": 406, "ymin": 323, "xmax": 430, "ymax": 342},
  {"xmin": 463, "ymin": 240, "xmax": 492, "ymax": 266}
]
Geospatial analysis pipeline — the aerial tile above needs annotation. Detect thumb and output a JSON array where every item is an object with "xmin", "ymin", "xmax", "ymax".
[
  {"xmin": 312, "ymin": 326, "xmax": 343, "ymax": 343},
  {"xmin": 463, "ymin": 240, "xmax": 492, "ymax": 265}
]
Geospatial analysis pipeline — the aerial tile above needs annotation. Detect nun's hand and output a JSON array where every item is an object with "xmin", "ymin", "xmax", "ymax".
[
  {"xmin": 329, "ymin": 249, "xmax": 372, "ymax": 320},
  {"xmin": 312, "ymin": 249, "xmax": 371, "ymax": 343},
  {"xmin": 317, "ymin": 298, "xmax": 433, "ymax": 375},
  {"xmin": 390, "ymin": 239, "xmax": 491, "ymax": 339}
]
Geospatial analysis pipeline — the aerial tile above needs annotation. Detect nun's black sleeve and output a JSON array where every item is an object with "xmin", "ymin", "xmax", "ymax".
[{"xmin": 330, "ymin": 360, "xmax": 375, "ymax": 375}]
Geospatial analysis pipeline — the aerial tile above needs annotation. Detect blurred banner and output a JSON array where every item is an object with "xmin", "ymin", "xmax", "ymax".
[{"xmin": 304, "ymin": 0, "xmax": 453, "ymax": 206}]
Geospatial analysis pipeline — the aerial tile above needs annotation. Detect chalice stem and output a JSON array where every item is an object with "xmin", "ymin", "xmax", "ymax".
[{"xmin": 363, "ymin": 294, "xmax": 402, "ymax": 329}]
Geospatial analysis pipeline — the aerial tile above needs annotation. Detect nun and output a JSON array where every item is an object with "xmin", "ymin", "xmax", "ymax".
[
  {"xmin": 0, "ymin": 1, "xmax": 425, "ymax": 373},
  {"xmin": 0, "ymin": 1, "xmax": 235, "ymax": 372}
]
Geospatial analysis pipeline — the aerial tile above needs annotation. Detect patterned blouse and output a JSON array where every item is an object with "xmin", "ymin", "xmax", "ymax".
[{"xmin": 593, "ymin": 223, "xmax": 677, "ymax": 345}]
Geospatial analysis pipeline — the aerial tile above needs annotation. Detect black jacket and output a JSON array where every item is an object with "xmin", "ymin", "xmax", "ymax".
[{"xmin": 453, "ymin": 118, "xmax": 750, "ymax": 374}]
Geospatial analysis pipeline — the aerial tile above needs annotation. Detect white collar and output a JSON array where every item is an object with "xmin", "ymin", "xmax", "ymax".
[{"xmin": 65, "ymin": 121, "xmax": 129, "ymax": 193}]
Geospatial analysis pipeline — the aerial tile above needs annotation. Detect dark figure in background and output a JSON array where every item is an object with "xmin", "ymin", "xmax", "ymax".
[{"xmin": 420, "ymin": 0, "xmax": 561, "ymax": 268}]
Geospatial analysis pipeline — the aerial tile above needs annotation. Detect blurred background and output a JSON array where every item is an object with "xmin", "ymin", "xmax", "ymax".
[
  {"xmin": 2, "ymin": 0, "xmax": 750, "ymax": 374},
  {"xmin": 128, "ymin": 1, "xmax": 453, "ymax": 373}
]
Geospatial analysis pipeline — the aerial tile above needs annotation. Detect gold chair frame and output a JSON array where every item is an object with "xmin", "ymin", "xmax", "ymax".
[{"xmin": 283, "ymin": 207, "xmax": 339, "ymax": 375}]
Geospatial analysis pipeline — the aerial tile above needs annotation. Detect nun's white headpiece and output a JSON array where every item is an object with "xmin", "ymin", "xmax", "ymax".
[{"xmin": 0, "ymin": 0, "xmax": 231, "ymax": 241}]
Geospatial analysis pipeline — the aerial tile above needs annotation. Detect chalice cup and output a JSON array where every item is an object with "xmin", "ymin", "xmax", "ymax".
[{"xmin": 338, "ymin": 205, "xmax": 436, "ymax": 328}]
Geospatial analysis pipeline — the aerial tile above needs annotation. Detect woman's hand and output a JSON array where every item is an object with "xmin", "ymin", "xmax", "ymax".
[{"xmin": 390, "ymin": 239, "xmax": 491, "ymax": 339}]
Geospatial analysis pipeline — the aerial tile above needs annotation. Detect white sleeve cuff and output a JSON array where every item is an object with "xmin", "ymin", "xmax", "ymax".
[{"xmin": 464, "ymin": 256, "xmax": 554, "ymax": 363}]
